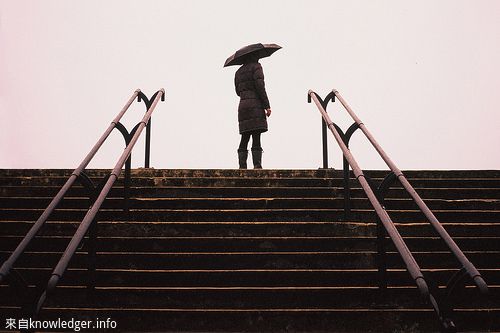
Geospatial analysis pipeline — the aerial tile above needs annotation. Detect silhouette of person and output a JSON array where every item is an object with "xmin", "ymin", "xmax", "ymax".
[{"xmin": 234, "ymin": 54, "xmax": 272, "ymax": 169}]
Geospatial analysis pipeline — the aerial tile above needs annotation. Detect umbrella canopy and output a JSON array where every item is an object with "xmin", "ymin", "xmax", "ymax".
[{"xmin": 224, "ymin": 43, "xmax": 281, "ymax": 67}]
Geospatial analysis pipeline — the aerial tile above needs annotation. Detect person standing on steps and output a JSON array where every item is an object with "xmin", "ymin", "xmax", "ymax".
[{"xmin": 224, "ymin": 43, "xmax": 281, "ymax": 169}]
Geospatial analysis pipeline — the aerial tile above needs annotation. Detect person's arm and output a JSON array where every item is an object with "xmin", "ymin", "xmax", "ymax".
[{"xmin": 253, "ymin": 63, "xmax": 270, "ymax": 110}]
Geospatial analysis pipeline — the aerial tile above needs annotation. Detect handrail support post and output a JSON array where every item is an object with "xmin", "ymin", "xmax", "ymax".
[
  {"xmin": 342, "ymin": 157, "xmax": 351, "ymax": 220},
  {"xmin": 322, "ymin": 118, "xmax": 328, "ymax": 169},
  {"xmin": 124, "ymin": 155, "xmax": 132, "ymax": 213},
  {"xmin": 76, "ymin": 171, "xmax": 100, "ymax": 294},
  {"xmin": 375, "ymin": 172, "xmax": 398, "ymax": 293},
  {"xmin": 87, "ymin": 216, "xmax": 98, "ymax": 293},
  {"xmin": 308, "ymin": 91, "xmax": 335, "ymax": 169},
  {"xmin": 145, "ymin": 120, "xmax": 151, "ymax": 168},
  {"xmin": 137, "ymin": 90, "xmax": 164, "ymax": 168},
  {"xmin": 376, "ymin": 217, "xmax": 388, "ymax": 292}
]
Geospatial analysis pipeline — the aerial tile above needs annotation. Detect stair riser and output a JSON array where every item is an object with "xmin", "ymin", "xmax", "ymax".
[
  {"xmin": 2, "ymin": 287, "xmax": 495, "ymax": 309},
  {"xmin": 352, "ymin": 188, "xmax": 500, "ymax": 199},
  {"xmin": 5, "ymin": 268, "xmax": 499, "ymax": 288},
  {"xmin": 3, "ymin": 186, "xmax": 498, "ymax": 200},
  {"xmin": 0, "ymin": 177, "xmax": 339, "ymax": 188},
  {"xmin": 5, "ymin": 252, "xmax": 500, "ymax": 270},
  {"xmin": 2, "ymin": 236, "xmax": 499, "ymax": 253},
  {"xmin": 0, "ymin": 169, "xmax": 339, "ymax": 178},
  {"xmin": 3, "ymin": 176, "xmax": 500, "ymax": 188},
  {"xmin": 1, "ymin": 208, "xmax": 499, "ymax": 222},
  {"xmin": 0, "ymin": 187, "xmax": 340, "ymax": 199},
  {"xmin": 2, "ymin": 197, "xmax": 499, "ymax": 210},
  {"xmin": 0, "ymin": 308, "xmax": 497, "ymax": 332},
  {"xmin": 2, "ymin": 169, "xmax": 500, "ymax": 178},
  {"xmin": 3, "ymin": 221, "xmax": 500, "ymax": 237}
]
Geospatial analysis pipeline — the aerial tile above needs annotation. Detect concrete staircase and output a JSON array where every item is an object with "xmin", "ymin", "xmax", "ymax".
[{"xmin": 0, "ymin": 169, "xmax": 499, "ymax": 332}]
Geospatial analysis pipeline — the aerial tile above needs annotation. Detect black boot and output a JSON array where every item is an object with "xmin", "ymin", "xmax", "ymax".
[
  {"xmin": 238, "ymin": 149, "xmax": 248, "ymax": 169},
  {"xmin": 251, "ymin": 148, "xmax": 263, "ymax": 169}
]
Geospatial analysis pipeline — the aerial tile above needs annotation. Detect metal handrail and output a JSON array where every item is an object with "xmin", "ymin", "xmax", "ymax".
[
  {"xmin": 308, "ymin": 88, "xmax": 490, "ymax": 331},
  {"xmin": 308, "ymin": 90, "xmax": 429, "ymax": 297},
  {"xmin": 33, "ymin": 88, "xmax": 165, "ymax": 315},
  {"xmin": 330, "ymin": 89, "xmax": 488, "ymax": 295},
  {"xmin": 0, "ymin": 89, "xmax": 141, "ymax": 284}
]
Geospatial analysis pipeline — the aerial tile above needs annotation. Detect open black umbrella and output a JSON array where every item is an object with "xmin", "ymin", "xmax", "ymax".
[{"xmin": 224, "ymin": 43, "xmax": 281, "ymax": 67}]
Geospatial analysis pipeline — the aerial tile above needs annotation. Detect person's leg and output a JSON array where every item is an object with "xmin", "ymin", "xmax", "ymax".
[
  {"xmin": 251, "ymin": 132, "xmax": 261, "ymax": 150},
  {"xmin": 239, "ymin": 133, "xmax": 251, "ymax": 150},
  {"xmin": 238, "ymin": 133, "xmax": 251, "ymax": 169},
  {"xmin": 251, "ymin": 132, "xmax": 263, "ymax": 169}
]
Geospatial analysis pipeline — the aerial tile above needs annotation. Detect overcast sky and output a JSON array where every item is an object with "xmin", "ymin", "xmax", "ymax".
[{"xmin": 1, "ymin": 0, "xmax": 499, "ymax": 170}]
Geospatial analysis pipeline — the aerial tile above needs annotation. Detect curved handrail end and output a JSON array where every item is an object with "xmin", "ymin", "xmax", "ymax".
[
  {"xmin": 34, "ymin": 290, "xmax": 48, "ymax": 318},
  {"xmin": 473, "ymin": 275, "xmax": 489, "ymax": 295},
  {"xmin": 136, "ymin": 89, "xmax": 143, "ymax": 102},
  {"xmin": 0, "ymin": 260, "xmax": 13, "ymax": 283},
  {"xmin": 307, "ymin": 90, "xmax": 316, "ymax": 103},
  {"xmin": 415, "ymin": 276, "xmax": 430, "ymax": 298},
  {"xmin": 47, "ymin": 274, "xmax": 60, "ymax": 293}
]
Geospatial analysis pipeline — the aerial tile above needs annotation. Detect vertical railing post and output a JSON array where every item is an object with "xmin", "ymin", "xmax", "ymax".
[
  {"xmin": 376, "ymin": 218, "xmax": 388, "ymax": 292},
  {"xmin": 115, "ymin": 122, "xmax": 137, "ymax": 213},
  {"xmin": 75, "ymin": 172, "xmax": 100, "ymax": 294},
  {"xmin": 342, "ymin": 156, "xmax": 351, "ymax": 220},
  {"xmin": 309, "ymin": 91, "xmax": 335, "ymax": 169},
  {"xmin": 138, "ymin": 90, "xmax": 164, "ymax": 168},
  {"xmin": 118, "ymin": 90, "xmax": 166, "ymax": 212},
  {"xmin": 322, "ymin": 119, "xmax": 328, "ymax": 169},
  {"xmin": 87, "ymin": 217, "xmax": 97, "ymax": 293},
  {"xmin": 145, "ymin": 120, "xmax": 151, "ymax": 168},
  {"xmin": 341, "ymin": 123, "xmax": 360, "ymax": 220},
  {"xmin": 375, "ymin": 172, "xmax": 397, "ymax": 294},
  {"xmin": 309, "ymin": 91, "xmax": 361, "ymax": 220},
  {"xmin": 124, "ymin": 155, "xmax": 131, "ymax": 213}
]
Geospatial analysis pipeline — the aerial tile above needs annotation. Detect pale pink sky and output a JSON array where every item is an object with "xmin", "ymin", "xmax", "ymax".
[{"xmin": 1, "ymin": 0, "xmax": 499, "ymax": 169}]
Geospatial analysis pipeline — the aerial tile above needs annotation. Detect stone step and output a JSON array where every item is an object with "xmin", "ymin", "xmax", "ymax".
[
  {"xmin": 5, "ymin": 267, "xmax": 500, "ymax": 288},
  {"xmin": 3, "ymin": 176, "xmax": 500, "ymax": 188},
  {"xmin": 2, "ymin": 197, "xmax": 499, "ymax": 210},
  {"xmin": 1, "ymin": 285, "xmax": 496, "ymax": 310},
  {"xmin": 0, "ymin": 186, "xmax": 341, "ymax": 199},
  {"xmin": 2, "ymin": 221, "xmax": 500, "ymax": 237},
  {"xmin": 0, "ymin": 306, "xmax": 497, "ymax": 332},
  {"xmin": 351, "ymin": 187, "xmax": 500, "ymax": 199},
  {"xmin": 2, "ymin": 168, "xmax": 499, "ymax": 178},
  {"xmin": 0, "ymin": 169, "xmax": 338, "ymax": 178},
  {"xmin": 3, "ymin": 185, "xmax": 498, "ymax": 200},
  {"xmin": 4, "ymin": 251, "xmax": 499, "ymax": 270},
  {"xmin": 0, "ymin": 176, "xmax": 335, "ymax": 188},
  {"xmin": 1, "ymin": 235, "xmax": 499, "ymax": 253},
  {"xmin": 1, "ymin": 208, "xmax": 499, "ymax": 222}
]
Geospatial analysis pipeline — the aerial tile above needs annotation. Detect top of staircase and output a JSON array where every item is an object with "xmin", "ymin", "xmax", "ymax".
[{"xmin": 1, "ymin": 168, "xmax": 500, "ymax": 178}]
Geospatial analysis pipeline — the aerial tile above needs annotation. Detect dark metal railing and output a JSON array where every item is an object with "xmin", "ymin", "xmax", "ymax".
[
  {"xmin": 0, "ymin": 88, "xmax": 165, "ymax": 318},
  {"xmin": 308, "ymin": 89, "xmax": 488, "ymax": 332}
]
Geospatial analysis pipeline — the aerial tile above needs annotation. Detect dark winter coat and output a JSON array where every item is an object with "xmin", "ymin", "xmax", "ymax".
[{"xmin": 234, "ymin": 61, "xmax": 270, "ymax": 134}]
